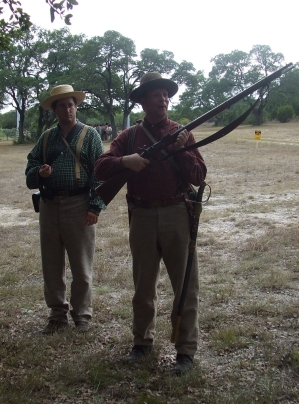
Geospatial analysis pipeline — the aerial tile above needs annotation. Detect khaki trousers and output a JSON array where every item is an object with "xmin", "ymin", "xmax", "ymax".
[
  {"xmin": 39, "ymin": 193, "xmax": 96, "ymax": 322},
  {"xmin": 129, "ymin": 202, "xmax": 199, "ymax": 356}
]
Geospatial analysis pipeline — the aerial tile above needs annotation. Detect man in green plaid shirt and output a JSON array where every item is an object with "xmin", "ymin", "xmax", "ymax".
[{"xmin": 25, "ymin": 85, "xmax": 106, "ymax": 334}]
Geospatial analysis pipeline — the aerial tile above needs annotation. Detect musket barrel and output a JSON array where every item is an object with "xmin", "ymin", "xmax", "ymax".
[{"xmin": 96, "ymin": 63, "xmax": 293, "ymax": 205}]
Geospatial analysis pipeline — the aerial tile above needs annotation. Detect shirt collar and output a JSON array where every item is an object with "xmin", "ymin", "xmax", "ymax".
[
  {"xmin": 57, "ymin": 120, "xmax": 83, "ymax": 141},
  {"xmin": 143, "ymin": 116, "xmax": 169, "ymax": 129}
]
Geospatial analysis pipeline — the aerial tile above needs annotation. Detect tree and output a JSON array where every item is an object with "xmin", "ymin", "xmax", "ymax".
[
  {"xmin": 276, "ymin": 105, "xmax": 294, "ymax": 123},
  {"xmin": 71, "ymin": 31, "xmax": 135, "ymax": 138},
  {"xmin": 0, "ymin": 0, "xmax": 78, "ymax": 49},
  {"xmin": 71, "ymin": 32, "xmax": 184, "ymax": 137},
  {"xmin": 179, "ymin": 45, "xmax": 286, "ymax": 126},
  {"xmin": 36, "ymin": 27, "xmax": 86, "ymax": 135},
  {"xmin": 173, "ymin": 70, "xmax": 207, "ymax": 121},
  {"xmin": 0, "ymin": 26, "xmax": 49, "ymax": 141},
  {"xmin": 123, "ymin": 48, "xmax": 180, "ymax": 131},
  {"xmin": 210, "ymin": 50, "xmax": 252, "ymax": 92},
  {"xmin": 0, "ymin": 109, "xmax": 16, "ymax": 128},
  {"xmin": 266, "ymin": 65, "xmax": 299, "ymax": 119},
  {"xmin": 249, "ymin": 45, "xmax": 285, "ymax": 124}
]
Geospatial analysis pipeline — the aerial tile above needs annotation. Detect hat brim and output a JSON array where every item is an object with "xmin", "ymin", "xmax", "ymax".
[
  {"xmin": 41, "ymin": 91, "xmax": 86, "ymax": 110},
  {"xmin": 129, "ymin": 78, "xmax": 178, "ymax": 103}
]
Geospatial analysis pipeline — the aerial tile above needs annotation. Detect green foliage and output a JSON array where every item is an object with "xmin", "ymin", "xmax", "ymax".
[
  {"xmin": 129, "ymin": 111, "xmax": 145, "ymax": 125},
  {"xmin": 178, "ymin": 118, "xmax": 190, "ymax": 125},
  {"xmin": 266, "ymin": 66, "xmax": 299, "ymax": 118},
  {"xmin": 0, "ymin": 1, "xmax": 31, "ymax": 50},
  {"xmin": 1, "ymin": 25, "xmax": 298, "ymax": 145},
  {"xmin": 0, "ymin": 128, "xmax": 16, "ymax": 140},
  {"xmin": 46, "ymin": 0, "xmax": 78, "ymax": 24},
  {"xmin": 276, "ymin": 104, "xmax": 295, "ymax": 123},
  {"xmin": 0, "ymin": 0, "xmax": 78, "ymax": 50},
  {"xmin": 0, "ymin": 110, "xmax": 16, "ymax": 129},
  {"xmin": 188, "ymin": 45, "xmax": 289, "ymax": 126}
]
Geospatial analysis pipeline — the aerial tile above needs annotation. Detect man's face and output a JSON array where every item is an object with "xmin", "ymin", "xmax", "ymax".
[
  {"xmin": 140, "ymin": 88, "xmax": 169, "ymax": 122},
  {"xmin": 52, "ymin": 97, "xmax": 77, "ymax": 125}
]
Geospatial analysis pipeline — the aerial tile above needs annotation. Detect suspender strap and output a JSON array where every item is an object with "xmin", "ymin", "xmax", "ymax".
[
  {"xmin": 75, "ymin": 125, "xmax": 89, "ymax": 181},
  {"xmin": 60, "ymin": 125, "xmax": 90, "ymax": 182},
  {"xmin": 42, "ymin": 125, "xmax": 90, "ymax": 190}
]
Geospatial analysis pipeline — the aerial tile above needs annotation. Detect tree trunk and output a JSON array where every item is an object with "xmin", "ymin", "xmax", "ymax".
[
  {"xmin": 108, "ymin": 113, "xmax": 117, "ymax": 140},
  {"xmin": 18, "ymin": 107, "xmax": 25, "ymax": 143},
  {"xmin": 251, "ymin": 103, "xmax": 264, "ymax": 126},
  {"xmin": 36, "ymin": 106, "xmax": 45, "ymax": 139},
  {"xmin": 122, "ymin": 98, "xmax": 133, "ymax": 130}
]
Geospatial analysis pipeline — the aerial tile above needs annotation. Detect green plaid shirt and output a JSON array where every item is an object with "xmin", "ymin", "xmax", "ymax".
[{"xmin": 25, "ymin": 121, "xmax": 106, "ymax": 214}]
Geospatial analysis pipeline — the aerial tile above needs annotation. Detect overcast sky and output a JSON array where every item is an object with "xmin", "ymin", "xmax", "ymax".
[{"xmin": 21, "ymin": 0, "xmax": 298, "ymax": 75}]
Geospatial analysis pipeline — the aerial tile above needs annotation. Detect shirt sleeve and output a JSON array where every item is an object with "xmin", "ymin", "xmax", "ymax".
[
  {"xmin": 167, "ymin": 131, "xmax": 207, "ymax": 186},
  {"xmin": 25, "ymin": 133, "xmax": 45, "ymax": 190},
  {"xmin": 83, "ymin": 127, "xmax": 107, "ymax": 214}
]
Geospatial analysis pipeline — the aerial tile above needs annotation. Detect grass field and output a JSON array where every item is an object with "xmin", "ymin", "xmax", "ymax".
[{"xmin": 0, "ymin": 122, "xmax": 299, "ymax": 403}]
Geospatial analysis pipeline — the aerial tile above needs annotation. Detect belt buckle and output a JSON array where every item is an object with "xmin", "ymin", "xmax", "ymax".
[
  {"xmin": 59, "ymin": 191, "xmax": 69, "ymax": 196},
  {"xmin": 154, "ymin": 201, "xmax": 161, "ymax": 208}
]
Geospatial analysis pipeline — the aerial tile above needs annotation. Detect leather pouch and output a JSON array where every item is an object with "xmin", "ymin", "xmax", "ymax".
[{"xmin": 32, "ymin": 191, "xmax": 40, "ymax": 213}]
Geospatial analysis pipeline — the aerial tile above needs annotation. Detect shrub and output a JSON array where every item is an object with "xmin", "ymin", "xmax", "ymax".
[
  {"xmin": 179, "ymin": 118, "xmax": 190, "ymax": 125},
  {"xmin": 0, "ymin": 128, "xmax": 17, "ymax": 140},
  {"xmin": 276, "ymin": 105, "xmax": 295, "ymax": 123}
]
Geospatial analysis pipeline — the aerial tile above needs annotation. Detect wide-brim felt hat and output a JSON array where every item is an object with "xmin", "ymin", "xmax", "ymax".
[
  {"xmin": 129, "ymin": 72, "xmax": 178, "ymax": 103},
  {"xmin": 41, "ymin": 84, "xmax": 86, "ymax": 110}
]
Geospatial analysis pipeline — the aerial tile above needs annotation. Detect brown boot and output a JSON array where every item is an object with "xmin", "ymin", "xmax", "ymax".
[
  {"xmin": 172, "ymin": 354, "xmax": 194, "ymax": 374},
  {"xmin": 74, "ymin": 320, "xmax": 91, "ymax": 333},
  {"xmin": 124, "ymin": 345, "xmax": 153, "ymax": 362},
  {"xmin": 42, "ymin": 320, "xmax": 69, "ymax": 335}
]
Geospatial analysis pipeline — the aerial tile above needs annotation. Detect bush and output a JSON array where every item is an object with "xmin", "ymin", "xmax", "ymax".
[
  {"xmin": 179, "ymin": 118, "xmax": 190, "ymax": 125},
  {"xmin": 0, "ymin": 128, "xmax": 17, "ymax": 140},
  {"xmin": 276, "ymin": 105, "xmax": 295, "ymax": 123}
]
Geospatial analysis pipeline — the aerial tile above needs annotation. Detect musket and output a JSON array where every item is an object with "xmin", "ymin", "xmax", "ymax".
[
  {"xmin": 171, "ymin": 182, "xmax": 207, "ymax": 344},
  {"xmin": 95, "ymin": 63, "xmax": 293, "ymax": 205}
]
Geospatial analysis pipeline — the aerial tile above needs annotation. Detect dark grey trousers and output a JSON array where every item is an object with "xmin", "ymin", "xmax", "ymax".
[
  {"xmin": 129, "ymin": 202, "xmax": 199, "ymax": 356},
  {"xmin": 39, "ymin": 193, "xmax": 96, "ymax": 322}
]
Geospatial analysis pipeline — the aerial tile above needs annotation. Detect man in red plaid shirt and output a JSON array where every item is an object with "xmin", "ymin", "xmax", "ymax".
[{"xmin": 95, "ymin": 72, "xmax": 206, "ymax": 373}]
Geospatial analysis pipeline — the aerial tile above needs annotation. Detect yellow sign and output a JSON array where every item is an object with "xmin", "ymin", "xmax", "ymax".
[{"xmin": 254, "ymin": 130, "xmax": 261, "ymax": 140}]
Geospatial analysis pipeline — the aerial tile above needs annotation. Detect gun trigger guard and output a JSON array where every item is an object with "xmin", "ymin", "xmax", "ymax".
[{"xmin": 138, "ymin": 145, "xmax": 148, "ymax": 153}]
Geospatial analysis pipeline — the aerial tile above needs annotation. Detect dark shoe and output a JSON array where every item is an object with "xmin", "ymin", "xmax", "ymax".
[
  {"xmin": 172, "ymin": 354, "xmax": 194, "ymax": 374},
  {"xmin": 42, "ymin": 320, "xmax": 69, "ymax": 335},
  {"xmin": 75, "ymin": 320, "xmax": 91, "ymax": 333},
  {"xmin": 125, "ymin": 345, "xmax": 153, "ymax": 362}
]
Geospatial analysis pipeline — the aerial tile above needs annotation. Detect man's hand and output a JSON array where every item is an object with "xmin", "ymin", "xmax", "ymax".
[
  {"xmin": 173, "ymin": 129, "xmax": 189, "ymax": 151},
  {"xmin": 85, "ymin": 211, "xmax": 98, "ymax": 226},
  {"xmin": 39, "ymin": 164, "xmax": 53, "ymax": 178},
  {"xmin": 121, "ymin": 153, "xmax": 150, "ymax": 172}
]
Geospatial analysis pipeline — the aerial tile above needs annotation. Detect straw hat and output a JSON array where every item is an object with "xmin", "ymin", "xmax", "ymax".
[
  {"xmin": 41, "ymin": 84, "xmax": 86, "ymax": 110},
  {"xmin": 129, "ymin": 72, "xmax": 178, "ymax": 103}
]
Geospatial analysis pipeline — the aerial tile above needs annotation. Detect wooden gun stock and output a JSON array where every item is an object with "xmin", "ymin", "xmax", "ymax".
[{"xmin": 96, "ymin": 168, "xmax": 133, "ymax": 205}]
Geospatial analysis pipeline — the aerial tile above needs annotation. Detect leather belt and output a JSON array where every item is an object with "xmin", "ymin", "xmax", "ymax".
[
  {"xmin": 51, "ymin": 187, "xmax": 90, "ymax": 197},
  {"xmin": 127, "ymin": 194, "xmax": 185, "ymax": 209}
]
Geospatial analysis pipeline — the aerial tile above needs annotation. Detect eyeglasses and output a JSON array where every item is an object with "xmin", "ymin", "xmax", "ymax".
[{"xmin": 56, "ymin": 103, "xmax": 76, "ymax": 110}]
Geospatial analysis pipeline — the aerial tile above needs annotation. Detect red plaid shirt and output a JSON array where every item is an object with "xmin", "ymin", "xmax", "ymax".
[{"xmin": 94, "ymin": 116, "xmax": 206, "ymax": 201}]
